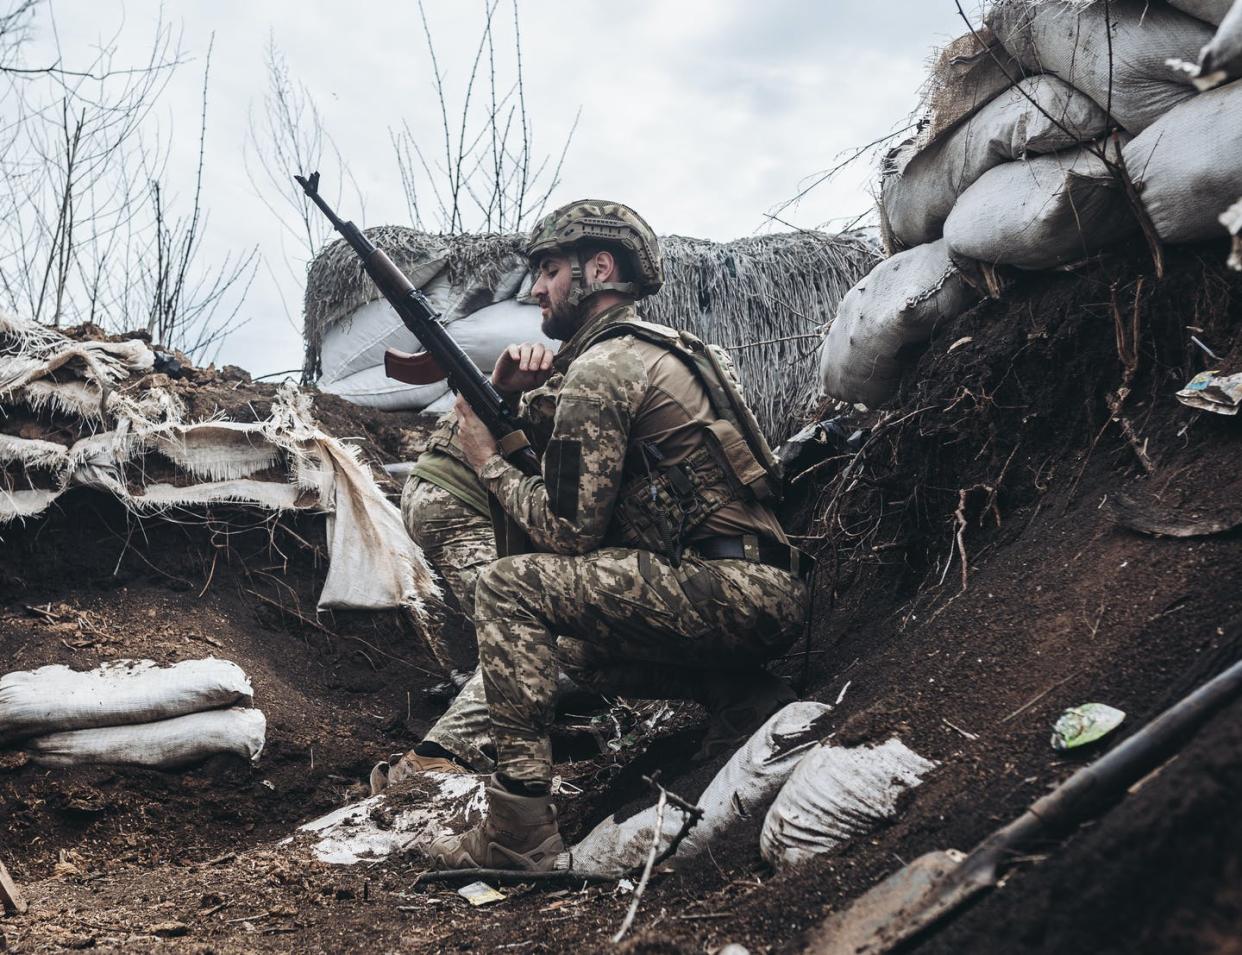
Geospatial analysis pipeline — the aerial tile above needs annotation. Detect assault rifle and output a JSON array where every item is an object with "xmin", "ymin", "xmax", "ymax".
[{"xmin": 294, "ymin": 172, "xmax": 540, "ymax": 481}]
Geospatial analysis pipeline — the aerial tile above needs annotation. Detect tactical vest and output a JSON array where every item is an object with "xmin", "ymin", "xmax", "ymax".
[{"xmin": 577, "ymin": 317, "xmax": 784, "ymax": 563}]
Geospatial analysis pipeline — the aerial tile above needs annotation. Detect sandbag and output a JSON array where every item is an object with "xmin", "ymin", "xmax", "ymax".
[
  {"xmin": 1196, "ymin": 2, "xmax": 1242, "ymax": 88},
  {"xmin": 1120, "ymin": 81, "xmax": 1242, "ymax": 243},
  {"xmin": 987, "ymin": 0, "xmax": 1213, "ymax": 133},
  {"xmin": 819, "ymin": 240, "xmax": 980, "ymax": 408},
  {"xmin": 943, "ymin": 139, "xmax": 1138, "ymax": 270},
  {"xmin": 0, "ymin": 659, "xmax": 252, "ymax": 743},
  {"xmin": 569, "ymin": 701, "xmax": 833, "ymax": 872},
  {"xmin": 760, "ymin": 738, "xmax": 936, "ymax": 870},
  {"xmin": 26, "ymin": 707, "xmax": 266, "ymax": 769},
  {"xmin": 318, "ymin": 297, "xmax": 550, "ymax": 412},
  {"xmin": 319, "ymin": 363, "xmax": 450, "ymax": 412},
  {"xmin": 883, "ymin": 75, "xmax": 1112, "ymax": 248},
  {"xmin": 1169, "ymin": 0, "xmax": 1234, "ymax": 25}
]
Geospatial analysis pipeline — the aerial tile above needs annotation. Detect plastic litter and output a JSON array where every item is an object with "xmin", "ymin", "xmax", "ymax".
[
  {"xmin": 760, "ymin": 738, "xmax": 936, "ymax": 870},
  {"xmin": 458, "ymin": 881, "xmax": 505, "ymax": 906},
  {"xmin": 1176, "ymin": 370, "xmax": 1242, "ymax": 414},
  {"xmin": 1051, "ymin": 703, "xmax": 1126, "ymax": 752}
]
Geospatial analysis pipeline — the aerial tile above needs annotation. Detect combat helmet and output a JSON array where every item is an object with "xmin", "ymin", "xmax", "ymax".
[{"xmin": 525, "ymin": 199, "xmax": 663, "ymax": 304}]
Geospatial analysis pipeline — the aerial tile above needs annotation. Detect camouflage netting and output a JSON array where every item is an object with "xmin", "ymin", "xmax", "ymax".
[{"xmin": 302, "ymin": 226, "xmax": 878, "ymax": 442}]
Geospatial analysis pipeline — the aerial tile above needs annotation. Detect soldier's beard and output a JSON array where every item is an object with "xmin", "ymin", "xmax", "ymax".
[{"xmin": 540, "ymin": 294, "xmax": 585, "ymax": 342}]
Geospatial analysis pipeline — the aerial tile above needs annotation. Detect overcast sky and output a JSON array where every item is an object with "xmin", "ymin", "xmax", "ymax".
[{"xmin": 22, "ymin": 1, "xmax": 976, "ymax": 377}]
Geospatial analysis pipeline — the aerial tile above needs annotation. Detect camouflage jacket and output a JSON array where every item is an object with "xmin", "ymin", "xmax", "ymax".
[{"xmin": 478, "ymin": 303, "xmax": 785, "ymax": 555}]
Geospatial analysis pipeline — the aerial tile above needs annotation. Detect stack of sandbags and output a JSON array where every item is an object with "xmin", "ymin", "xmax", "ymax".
[
  {"xmin": 943, "ymin": 136, "xmax": 1138, "ymax": 269},
  {"xmin": 822, "ymin": 0, "xmax": 1241, "ymax": 406},
  {"xmin": 570, "ymin": 702, "xmax": 832, "ymax": 872},
  {"xmin": 882, "ymin": 75, "xmax": 1112, "ymax": 249},
  {"xmin": 0, "ymin": 659, "xmax": 266, "ymax": 769}
]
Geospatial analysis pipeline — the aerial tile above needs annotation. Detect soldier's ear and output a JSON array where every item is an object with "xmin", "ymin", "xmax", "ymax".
[{"xmin": 590, "ymin": 249, "xmax": 618, "ymax": 283}]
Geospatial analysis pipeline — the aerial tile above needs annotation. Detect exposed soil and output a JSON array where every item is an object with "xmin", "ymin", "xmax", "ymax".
[{"xmin": 2, "ymin": 243, "xmax": 1241, "ymax": 953}]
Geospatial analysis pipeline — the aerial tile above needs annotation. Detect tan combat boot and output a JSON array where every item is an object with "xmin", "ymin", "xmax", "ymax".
[
  {"xmin": 370, "ymin": 750, "xmax": 469, "ymax": 795},
  {"xmin": 427, "ymin": 775, "xmax": 564, "ymax": 871}
]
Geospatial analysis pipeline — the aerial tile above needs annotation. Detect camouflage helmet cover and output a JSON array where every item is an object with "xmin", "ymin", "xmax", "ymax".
[{"xmin": 525, "ymin": 199, "xmax": 664, "ymax": 301}]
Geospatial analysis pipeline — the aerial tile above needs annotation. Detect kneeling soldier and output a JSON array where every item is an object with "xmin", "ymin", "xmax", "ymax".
[{"xmin": 429, "ymin": 201, "xmax": 812, "ymax": 871}]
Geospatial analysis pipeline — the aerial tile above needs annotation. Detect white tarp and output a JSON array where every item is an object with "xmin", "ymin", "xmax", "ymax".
[
  {"xmin": 0, "ymin": 314, "xmax": 437, "ymax": 613},
  {"xmin": 987, "ymin": 0, "xmax": 1213, "ymax": 133},
  {"xmin": 759, "ymin": 737, "xmax": 936, "ymax": 870},
  {"xmin": 0, "ymin": 659, "xmax": 252, "ymax": 743},
  {"xmin": 882, "ymin": 75, "xmax": 1111, "ymax": 249},
  {"xmin": 27, "ymin": 707, "xmax": 266, "ymax": 769},
  {"xmin": 296, "ymin": 773, "xmax": 487, "ymax": 864},
  {"xmin": 819, "ymin": 240, "xmax": 980, "ymax": 408},
  {"xmin": 569, "ymin": 702, "xmax": 832, "ymax": 872}
]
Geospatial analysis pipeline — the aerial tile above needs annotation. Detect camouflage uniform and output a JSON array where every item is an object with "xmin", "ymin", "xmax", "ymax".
[
  {"xmin": 400, "ymin": 413, "xmax": 498, "ymax": 768},
  {"xmin": 474, "ymin": 303, "xmax": 809, "ymax": 786}
]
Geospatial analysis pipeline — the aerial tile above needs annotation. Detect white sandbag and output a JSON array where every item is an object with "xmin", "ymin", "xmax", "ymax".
[
  {"xmin": 987, "ymin": 0, "xmax": 1213, "ymax": 133},
  {"xmin": 318, "ymin": 296, "xmax": 549, "ymax": 413},
  {"xmin": 570, "ymin": 701, "xmax": 832, "ymax": 872},
  {"xmin": 883, "ymin": 75, "xmax": 1111, "ymax": 248},
  {"xmin": 320, "ymin": 363, "xmax": 450, "ymax": 412},
  {"xmin": 26, "ymin": 707, "xmax": 266, "ymax": 769},
  {"xmin": 819, "ymin": 241, "xmax": 980, "ymax": 408},
  {"xmin": 1120, "ymin": 81, "xmax": 1242, "ymax": 243},
  {"xmin": 318, "ymin": 297, "xmax": 426, "ymax": 385},
  {"xmin": 317, "ymin": 264, "xmax": 454, "ymax": 383},
  {"xmin": 419, "ymin": 389, "xmax": 457, "ymax": 416},
  {"xmin": 1196, "ymin": 1, "xmax": 1242, "ymax": 85},
  {"xmin": 296, "ymin": 774, "xmax": 487, "ymax": 864},
  {"xmin": 1169, "ymin": 0, "xmax": 1234, "ymax": 25},
  {"xmin": 760, "ymin": 738, "xmax": 936, "ymax": 870},
  {"xmin": 943, "ymin": 139, "xmax": 1137, "ymax": 270},
  {"xmin": 0, "ymin": 659, "xmax": 253, "ymax": 743}
]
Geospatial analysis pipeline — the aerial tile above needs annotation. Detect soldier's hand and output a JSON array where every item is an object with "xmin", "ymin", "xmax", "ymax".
[
  {"xmin": 454, "ymin": 396, "xmax": 500, "ymax": 472},
  {"xmin": 492, "ymin": 342, "xmax": 555, "ymax": 393}
]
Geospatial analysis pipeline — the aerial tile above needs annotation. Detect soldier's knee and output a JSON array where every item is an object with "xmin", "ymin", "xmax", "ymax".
[{"xmin": 475, "ymin": 555, "xmax": 527, "ymax": 612}]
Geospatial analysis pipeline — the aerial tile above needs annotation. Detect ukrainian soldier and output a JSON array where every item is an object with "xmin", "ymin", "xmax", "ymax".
[{"xmin": 427, "ymin": 200, "xmax": 812, "ymax": 871}]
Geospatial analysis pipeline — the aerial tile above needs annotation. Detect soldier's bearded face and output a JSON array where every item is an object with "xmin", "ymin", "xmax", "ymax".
[{"xmin": 532, "ymin": 253, "xmax": 583, "ymax": 341}]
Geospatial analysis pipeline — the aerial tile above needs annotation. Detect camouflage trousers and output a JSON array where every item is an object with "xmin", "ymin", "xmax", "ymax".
[
  {"xmin": 400, "ymin": 478, "xmax": 497, "ymax": 768},
  {"xmin": 475, "ymin": 547, "xmax": 808, "ymax": 786}
]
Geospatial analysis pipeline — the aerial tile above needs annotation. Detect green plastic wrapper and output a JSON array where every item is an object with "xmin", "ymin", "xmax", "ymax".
[{"xmin": 1051, "ymin": 703, "xmax": 1126, "ymax": 752}]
